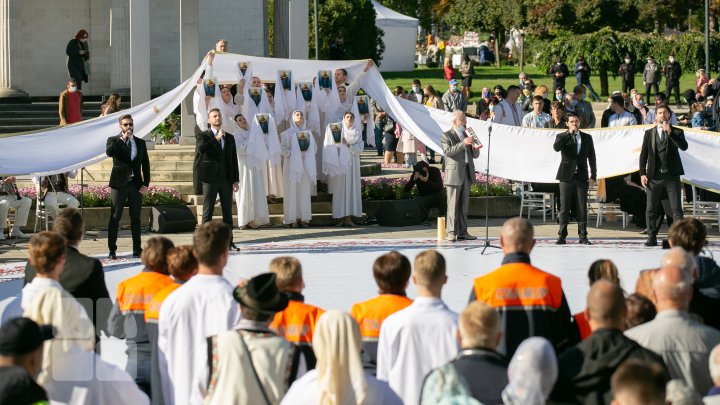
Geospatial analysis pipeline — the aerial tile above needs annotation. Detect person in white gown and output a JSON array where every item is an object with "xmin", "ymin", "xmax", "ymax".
[
  {"xmin": 234, "ymin": 113, "xmax": 270, "ymax": 229},
  {"xmin": 323, "ymin": 112, "xmax": 363, "ymax": 227},
  {"xmin": 280, "ymin": 110, "xmax": 317, "ymax": 227},
  {"xmin": 281, "ymin": 310, "xmax": 402, "ymax": 405}
]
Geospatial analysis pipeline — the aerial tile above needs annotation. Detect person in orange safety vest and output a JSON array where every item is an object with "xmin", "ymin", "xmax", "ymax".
[
  {"xmin": 106, "ymin": 237, "xmax": 175, "ymax": 395},
  {"xmin": 350, "ymin": 251, "xmax": 412, "ymax": 374},
  {"xmin": 469, "ymin": 218, "xmax": 579, "ymax": 358},
  {"xmin": 269, "ymin": 256, "xmax": 325, "ymax": 371}
]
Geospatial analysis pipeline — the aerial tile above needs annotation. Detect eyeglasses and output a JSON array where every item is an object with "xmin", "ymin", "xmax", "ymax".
[{"xmin": 121, "ymin": 123, "xmax": 134, "ymax": 127}]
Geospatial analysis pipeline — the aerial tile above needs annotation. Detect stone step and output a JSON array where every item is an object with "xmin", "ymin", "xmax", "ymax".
[
  {"xmin": 193, "ymin": 201, "xmax": 333, "ymax": 216},
  {"xmin": 90, "ymin": 160, "xmax": 195, "ymax": 171},
  {"xmin": 184, "ymin": 192, "xmax": 333, "ymax": 206},
  {"xmin": 86, "ymin": 170, "xmax": 193, "ymax": 182},
  {"xmin": 204, "ymin": 212, "xmax": 366, "ymax": 227}
]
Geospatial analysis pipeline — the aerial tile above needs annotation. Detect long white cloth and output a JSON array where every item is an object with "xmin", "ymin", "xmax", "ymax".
[
  {"xmin": 274, "ymin": 69, "xmax": 296, "ymax": 127},
  {"xmin": 322, "ymin": 124, "xmax": 352, "ymax": 178},
  {"xmin": 376, "ymin": 297, "xmax": 459, "ymax": 405},
  {"xmin": 157, "ymin": 275, "xmax": 241, "ymax": 405},
  {"xmin": 3, "ymin": 52, "xmax": 720, "ymax": 194},
  {"xmin": 281, "ymin": 123, "xmax": 317, "ymax": 223},
  {"xmin": 328, "ymin": 125, "xmax": 363, "ymax": 218},
  {"xmin": 234, "ymin": 127, "xmax": 269, "ymax": 227}
]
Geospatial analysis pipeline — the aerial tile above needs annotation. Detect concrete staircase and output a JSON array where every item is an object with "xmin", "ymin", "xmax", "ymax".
[
  {"xmin": 0, "ymin": 100, "xmax": 130, "ymax": 134},
  {"xmin": 16, "ymin": 144, "xmax": 383, "ymax": 227}
]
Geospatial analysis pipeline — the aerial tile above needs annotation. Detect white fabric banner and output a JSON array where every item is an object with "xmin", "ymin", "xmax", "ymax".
[{"xmin": 1, "ymin": 52, "xmax": 720, "ymax": 192}]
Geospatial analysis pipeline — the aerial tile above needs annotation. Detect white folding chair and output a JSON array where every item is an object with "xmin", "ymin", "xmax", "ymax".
[
  {"xmin": 691, "ymin": 185, "xmax": 720, "ymax": 229},
  {"xmin": 518, "ymin": 182, "xmax": 555, "ymax": 222}
]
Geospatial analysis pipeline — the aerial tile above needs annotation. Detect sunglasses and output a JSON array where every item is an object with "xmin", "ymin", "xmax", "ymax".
[{"xmin": 121, "ymin": 123, "xmax": 134, "ymax": 127}]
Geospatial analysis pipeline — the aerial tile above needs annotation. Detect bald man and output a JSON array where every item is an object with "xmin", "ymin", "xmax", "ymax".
[
  {"xmin": 441, "ymin": 111, "xmax": 481, "ymax": 241},
  {"xmin": 469, "ymin": 218, "xmax": 577, "ymax": 357},
  {"xmin": 626, "ymin": 266, "xmax": 720, "ymax": 396},
  {"xmin": 552, "ymin": 280, "xmax": 667, "ymax": 404}
]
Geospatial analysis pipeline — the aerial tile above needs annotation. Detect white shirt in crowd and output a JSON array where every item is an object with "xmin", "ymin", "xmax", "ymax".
[
  {"xmin": 492, "ymin": 99, "xmax": 524, "ymax": 127},
  {"xmin": 521, "ymin": 111, "xmax": 552, "ymax": 128},
  {"xmin": 607, "ymin": 110, "xmax": 637, "ymax": 127},
  {"xmin": 376, "ymin": 297, "xmax": 459, "ymax": 405},
  {"xmin": 644, "ymin": 108, "xmax": 678, "ymax": 125},
  {"xmin": 158, "ymin": 274, "xmax": 241, "ymax": 405},
  {"xmin": 281, "ymin": 369, "xmax": 402, "ymax": 405}
]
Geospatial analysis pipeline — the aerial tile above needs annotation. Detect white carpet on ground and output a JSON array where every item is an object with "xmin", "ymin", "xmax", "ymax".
[{"xmin": 1, "ymin": 238, "xmax": 717, "ymax": 370}]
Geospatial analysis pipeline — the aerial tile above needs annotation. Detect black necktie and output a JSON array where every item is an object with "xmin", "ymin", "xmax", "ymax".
[{"xmin": 125, "ymin": 138, "xmax": 131, "ymax": 149}]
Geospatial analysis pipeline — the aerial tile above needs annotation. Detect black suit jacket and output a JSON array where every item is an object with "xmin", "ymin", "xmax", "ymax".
[
  {"xmin": 195, "ymin": 129, "xmax": 240, "ymax": 184},
  {"xmin": 106, "ymin": 134, "xmax": 151, "ymax": 189},
  {"xmin": 25, "ymin": 246, "xmax": 110, "ymax": 333},
  {"xmin": 639, "ymin": 125, "xmax": 688, "ymax": 179},
  {"xmin": 554, "ymin": 130, "xmax": 597, "ymax": 182}
]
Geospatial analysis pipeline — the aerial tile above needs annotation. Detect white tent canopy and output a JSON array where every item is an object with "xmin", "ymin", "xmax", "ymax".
[{"xmin": 372, "ymin": 1, "xmax": 418, "ymax": 72}]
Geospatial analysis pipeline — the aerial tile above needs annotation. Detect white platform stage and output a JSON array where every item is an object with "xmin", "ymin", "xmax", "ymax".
[{"xmin": 1, "ymin": 238, "xmax": 718, "ymax": 369}]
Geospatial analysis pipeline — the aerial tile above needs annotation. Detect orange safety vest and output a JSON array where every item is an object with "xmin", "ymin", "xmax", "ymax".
[
  {"xmin": 473, "ymin": 262, "xmax": 563, "ymax": 310},
  {"xmin": 350, "ymin": 294, "xmax": 413, "ymax": 339},
  {"xmin": 145, "ymin": 283, "xmax": 181, "ymax": 322},
  {"xmin": 115, "ymin": 272, "xmax": 173, "ymax": 315},
  {"xmin": 573, "ymin": 311, "xmax": 591, "ymax": 340},
  {"xmin": 270, "ymin": 300, "xmax": 325, "ymax": 344}
]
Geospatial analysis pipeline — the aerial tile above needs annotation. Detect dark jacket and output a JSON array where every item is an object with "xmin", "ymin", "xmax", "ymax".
[
  {"xmin": 639, "ymin": 125, "xmax": 688, "ymax": 179},
  {"xmin": 549, "ymin": 63, "xmax": 570, "ymax": 87},
  {"xmin": 66, "ymin": 39, "xmax": 88, "ymax": 83},
  {"xmin": 451, "ymin": 348, "xmax": 508, "ymax": 405},
  {"xmin": 195, "ymin": 129, "xmax": 240, "ymax": 184},
  {"xmin": 663, "ymin": 61, "xmax": 682, "ymax": 83},
  {"xmin": 106, "ymin": 135, "xmax": 151, "ymax": 189},
  {"xmin": 696, "ymin": 256, "xmax": 720, "ymax": 299},
  {"xmin": 551, "ymin": 328, "xmax": 669, "ymax": 405},
  {"xmin": 618, "ymin": 62, "xmax": 635, "ymax": 82},
  {"xmin": 404, "ymin": 166, "xmax": 443, "ymax": 196},
  {"xmin": 24, "ymin": 246, "xmax": 110, "ymax": 335},
  {"xmin": 574, "ymin": 61, "xmax": 591, "ymax": 84},
  {"xmin": 554, "ymin": 130, "xmax": 597, "ymax": 182}
]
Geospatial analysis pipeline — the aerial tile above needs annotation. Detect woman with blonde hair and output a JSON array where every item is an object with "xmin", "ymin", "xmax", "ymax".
[
  {"xmin": 101, "ymin": 93, "xmax": 122, "ymax": 116},
  {"xmin": 281, "ymin": 311, "xmax": 401, "ymax": 404}
]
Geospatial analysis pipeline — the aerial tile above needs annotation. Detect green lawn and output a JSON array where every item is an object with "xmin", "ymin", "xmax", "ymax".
[{"xmin": 381, "ymin": 65, "xmax": 699, "ymax": 103}]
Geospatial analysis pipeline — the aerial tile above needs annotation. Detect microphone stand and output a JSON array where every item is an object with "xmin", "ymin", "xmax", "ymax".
[
  {"xmin": 79, "ymin": 167, "xmax": 98, "ymax": 241},
  {"xmin": 466, "ymin": 125, "xmax": 501, "ymax": 254}
]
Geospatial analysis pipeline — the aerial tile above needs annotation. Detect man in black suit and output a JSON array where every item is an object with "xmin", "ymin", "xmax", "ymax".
[
  {"xmin": 554, "ymin": 113, "xmax": 597, "ymax": 245},
  {"xmin": 106, "ymin": 114, "xmax": 150, "ymax": 259},
  {"xmin": 639, "ymin": 104, "xmax": 688, "ymax": 246},
  {"xmin": 24, "ymin": 208, "xmax": 110, "ymax": 349},
  {"xmin": 196, "ymin": 108, "xmax": 240, "ymax": 248}
]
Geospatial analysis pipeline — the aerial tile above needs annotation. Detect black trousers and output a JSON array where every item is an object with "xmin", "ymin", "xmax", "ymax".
[
  {"xmin": 416, "ymin": 191, "xmax": 447, "ymax": 219},
  {"xmin": 666, "ymin": 81, "xmax": 681, "ymax": 106},
  {"xmin": 202, "ymin": 178, "xmax": 234, "ymax": 230},
  {"xmin": 645, "ymin": 82, "xmax": 659, "ymax": 102},
  {"xmin": 558, "ymin": 175, "xmax": 588, "ymax": 238},
  {"xmin": 621, "ymin": 77, "xmax": 634, "ymax": 94},
  {"xmin": 108, "ymin": 184, "xmax": 142, "ymax": 254},
  {"xmin": 646, "ymin": 175, "xmax": 683, "ymax": 238}
]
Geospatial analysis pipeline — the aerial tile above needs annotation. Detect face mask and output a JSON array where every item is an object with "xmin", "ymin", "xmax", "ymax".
[
  {"xmin": 457, "ymin": 125, "xmax": 466, "ymax": 133},
  {"xmin": 541, "ymin": 93, "xmax": 548, "ymax": 99},
  {"xmin": 450, "ymin": 85, "xmax": 457, "ymax": 91},
  {"xmin": 638, "ymin": 100, "xmax": 644, "ymax": 106},
  {"xmin": 580, "ymin": 94, "xmax": 586, "ymax": 101},
  {"xmin": 669, "ymin": 57, "xmax": 675, "ymax": 63},
  {"xmin": 482, "ymin": 91, "xmax": 490, "ymax": 98},
  {"xmin": 707, "ymin": 107, "xmax": 712, "ymax": 113},
  {"xmin": 569, "ymin": 99, "xmax": 578, "ymax": 107},
  {"xmin": 556, "ymin": 95, "xmax": 563, "ymax": 101},
  {"xmin": 489, "ymin": 105, "xmax": 495, "ymax": 112},
  {"xmin": 556, "ymin": 62, "xmax": 561, "ymax": 65},
  {"xmin": 412, "ymin": 86, "xmax": 420, "ymax": 93},
  {"xmin": 624, "ymin": 59, "xmax": 630, "ymax": 64},
  {"xmin": 69, "ymin": 86, "xmax": 77, "ymax": 92}
]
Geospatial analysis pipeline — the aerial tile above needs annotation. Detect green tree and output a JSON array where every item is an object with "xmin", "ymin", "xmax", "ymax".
[{"xmin": 310, "ymin": 0, "xmax": 385, "ymax": 64}]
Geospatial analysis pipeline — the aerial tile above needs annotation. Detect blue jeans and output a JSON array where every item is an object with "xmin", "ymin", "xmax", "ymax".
[{"xmin": 374, "ymin": 123, "xmax": 384, "ymax": 155}]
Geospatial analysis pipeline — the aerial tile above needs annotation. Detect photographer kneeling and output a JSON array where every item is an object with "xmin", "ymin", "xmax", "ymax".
[{"xmin": 403, "ymin": 161, "xmax": 446, "ymax": 219}]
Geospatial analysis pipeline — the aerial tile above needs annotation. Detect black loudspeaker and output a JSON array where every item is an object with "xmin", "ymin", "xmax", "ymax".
[
  {"xmin": 149, "ymin": 205, "xmax": 197, "ymax": 233},
  {"xmin": 375, "ymin": 199, "xmax": 423, "ymax": 227}
]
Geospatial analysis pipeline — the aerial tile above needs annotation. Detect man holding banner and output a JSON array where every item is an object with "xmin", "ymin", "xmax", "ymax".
[{"xmin": 554, "ymin": 114, "xmax": 596, "ymax": 245}]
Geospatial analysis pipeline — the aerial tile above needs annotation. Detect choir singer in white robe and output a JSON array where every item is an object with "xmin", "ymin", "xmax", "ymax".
[
  {"xmin": 158, "ymin": 222, "xmax": 240, "ymax": 405},
  {"xmin": 281, "ymin": 110, "xmax": 317, "ymax": 228},
  {"xmin": 234, "ymin": 113, "xmax": 270, "ymax": 229},
  {"xmin": 323, "ymin": 112, "xmax": 363, "ymax": 227},
  {"xmin": 376, "ymin": 250, "xmax": 459, "ymax": 405},
  {"xmin": 281, "ymin": 311, "xmax": 402, "ymax": 405}
]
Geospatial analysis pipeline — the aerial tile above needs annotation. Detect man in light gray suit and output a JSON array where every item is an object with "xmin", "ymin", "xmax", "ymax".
[{"xmin": 441, "ymin": 111, "xmax": 482, "ymax": 241}]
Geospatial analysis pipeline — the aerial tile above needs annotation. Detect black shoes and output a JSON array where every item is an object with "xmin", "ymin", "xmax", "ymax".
[
  {"xmin": 108, "ymin": 252, "xmax": 117, "ymax": 260},
  {"xmin": 230, "ymin": 242, "xmax": 240, "ymax": 251},
  {"xmin": 556, "ymin": 237, "xmax": 566, "ymax": 245},
  {"xmin": 644, "ymin": 237, "xmax": 658, "ymax": 247},
  {"xmin": 457, "ymin": 234, "xmax": 477, "ymax": 240},
  {"xmin": 579, "ymin": 238, "xmax": 592, "ymax": 245}
]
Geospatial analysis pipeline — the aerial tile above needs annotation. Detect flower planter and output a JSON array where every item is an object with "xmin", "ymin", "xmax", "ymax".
[
  {"xmin": 363, "ymin": 196, "xmax": 520, "ymax": 219},
  {"xmin": 24, "ymin": 207, "xmax": 152, "ymax": 232}
]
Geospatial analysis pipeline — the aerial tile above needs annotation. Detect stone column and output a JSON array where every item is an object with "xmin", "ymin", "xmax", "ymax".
[
  {"xmin": 110, "ymin": 0, "xmax": 130, "ymax": 95},
  {"xmin": 0, "ymin": 0, "xmax": 29, "ymax": 101},
  {"xmin": 179, "ymin": 0, "xmax": 199, "ymax": 145},
  {"xmin": 273, "ymin": 0, "xmax": 289, "ymax": 58},
  {"xmin": 288, "ymin": 0, "xmax": 308, "ymax": 59},
  {"xmin": 129, "ymin": 0, "xmax": 150, "ymax": 107}
]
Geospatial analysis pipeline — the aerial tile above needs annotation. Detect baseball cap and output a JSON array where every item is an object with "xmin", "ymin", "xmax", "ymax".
[
  {"xmin": 0, "ymin": 318, "xmax": 55, "ymax": 356},
  {"xmin": 449, "ymin": 79, "xmax": 458, "ymax": 85}
]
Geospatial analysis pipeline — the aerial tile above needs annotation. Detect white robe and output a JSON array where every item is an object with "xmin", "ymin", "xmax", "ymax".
[
  {"xmin": 281, "ymin": 369, "xmax": 402, "ymax": 405},
  {"xmin": 376, "ymin": 297, "xmax": 459, "ymax": 405},
  {"xmin": 158, "ymin": 275, "xmax": 241, "ymax": 405},
  {"xmin": 280, "ymin": 123, "xmax": 317, "ymax": 224},
  {"xmin": 327, "ymin": 125, "xmax": 363, "ymax": 219},
  {"xmin": 234, "ymin": 127, "xmax": 270, "ymax": 226},
  {"xmin": 42, "ymin": 346, "xmax": 150, "ymax": 405}
]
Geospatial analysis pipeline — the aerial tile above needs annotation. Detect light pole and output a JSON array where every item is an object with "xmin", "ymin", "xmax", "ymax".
[
  {"xmin": 314, "ymin": 0, "xmax": 319, "ymax": 60},
  {"xmin": 706, "ymin": 0, "xmax": 710, "ymax": 74}
]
